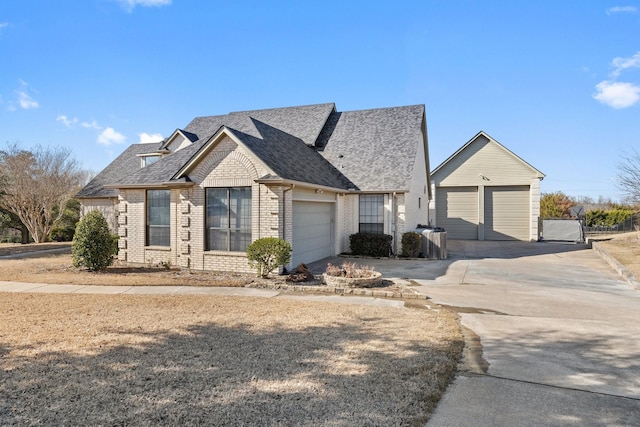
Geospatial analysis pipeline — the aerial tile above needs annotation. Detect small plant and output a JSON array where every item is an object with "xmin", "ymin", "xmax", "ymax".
[
  {"xmin": 72, "ymin": 210, "xmax": 118, "ymax": 272},
  {"xmin": 160, "ymin": 260, "xmax": 172, "ymax": 270},
  {"xmin": 401, "ymin": 231, "xmax": 422, "ymax": 258},
  {"xmin": 246, "ymin": 237, "xmax": 292, "ymax": 278},
  {"xmin": 325, "ymin": 262, "xmax": 376, "ymax": 278}
]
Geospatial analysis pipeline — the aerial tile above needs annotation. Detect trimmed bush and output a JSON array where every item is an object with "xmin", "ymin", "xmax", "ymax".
[
  {"xmin": 349, "ymin": 233, "xmax": 393, "ymax": 257},
  {"xmin": 401, "ymin": 231, "xmax": 422, "ymax": 258},
  {"xmin": 72, "ymin": 210, "xmax": 118, "ymax": 271},
  {"xmin": 246, "ymin": 237, "xmax": 292, "ymax": 278}
]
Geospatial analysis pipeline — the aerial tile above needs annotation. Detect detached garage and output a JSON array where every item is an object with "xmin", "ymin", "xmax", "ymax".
[{"xmin": 430, "ymin": 131, "xmax": 545, "ymax": 241}]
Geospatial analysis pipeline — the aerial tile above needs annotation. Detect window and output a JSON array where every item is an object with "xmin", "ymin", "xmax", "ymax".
[
  {"xmin": 142, "ymin": 155, "xmax": 160, "ymax": 167},
  {"xmin": 147, "ymin": 189, "xmax": 170, "ymax": 246},
  {"xmin": 206, "ymin": 187, "xmax": 252, "ymax": 251},
  {"xmin": 359, "ymin": 194, "xmax": 384, "ymax": 234}
]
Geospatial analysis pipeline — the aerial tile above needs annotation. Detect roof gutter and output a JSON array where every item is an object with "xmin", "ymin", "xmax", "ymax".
[
  {"xmin": 254, "ymin": 177, "xmax": 408, "ymax": 194},
  {"xmin": 254, "ymin": 177, "xmax": 347, "ymax": 194},
  {"xmin": 104, "ymin": 181, "xmax": 195, "ymax": 190}
]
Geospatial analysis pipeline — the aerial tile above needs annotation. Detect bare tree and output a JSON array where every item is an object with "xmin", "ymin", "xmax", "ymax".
[
  {"xmin": 617, "ymin": 148, "xmax": 640, "ymax": 204},
  {"xmin": 0, "ymin": 144, "xmax": 84, "ymax": 243}
]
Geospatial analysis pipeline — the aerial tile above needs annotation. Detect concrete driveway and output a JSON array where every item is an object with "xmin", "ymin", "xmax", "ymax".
[{"xmin": 315, "ymin": 241, "xmax": 640, "ymax": 426}]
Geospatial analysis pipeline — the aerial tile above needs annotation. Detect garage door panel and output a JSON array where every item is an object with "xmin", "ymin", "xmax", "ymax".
[
  {"xmin": 292, "ymin": 202, "xmax": 333, "ymax": 266},
  {"xmin": 484, "ymin": 186, "xmax": 529, "ymax": 241},
  {"xmin": 436, "ymin": 187, "xmax": 478, "ymax": 240}
]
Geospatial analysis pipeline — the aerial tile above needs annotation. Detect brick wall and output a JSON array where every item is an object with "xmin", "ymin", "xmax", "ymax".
[{"xmin": 177, "ymin": 135, "xmax": 275, "ymax": 273}]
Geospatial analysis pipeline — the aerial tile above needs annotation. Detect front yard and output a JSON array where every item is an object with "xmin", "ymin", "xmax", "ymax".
[
  {"xmin": 0, "ymin": 246, "xmax": 258, "ymax": 287},
  {"xmin": 0, "ymin": 245, "xmax": 464, "ymax": 426},
  {"xmin": 0, "ymin": 293, "xmax": 462, "ymax": 426}
]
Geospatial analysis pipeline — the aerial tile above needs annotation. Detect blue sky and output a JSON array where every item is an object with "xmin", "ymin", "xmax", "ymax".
[{"xmin": 1, "ymin": 0, "xmax": 639, "ymax": 201}]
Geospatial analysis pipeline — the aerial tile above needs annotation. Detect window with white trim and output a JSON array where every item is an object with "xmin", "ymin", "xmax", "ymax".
[
  {"xmin": 142, "ymin": 155, "xmax": 161, "ymax": 167},
  {"xmin": 359, "ymin": 194, "xmax": 384, "ymax": 234}
]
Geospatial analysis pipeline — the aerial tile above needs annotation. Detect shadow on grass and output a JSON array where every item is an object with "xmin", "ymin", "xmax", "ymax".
[{"xmin": 0, "ymin": 315, "xmax": 462, "ymax": 426}]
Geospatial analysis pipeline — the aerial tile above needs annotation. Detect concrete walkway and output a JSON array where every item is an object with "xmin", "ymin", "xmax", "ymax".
[{"xmin": 0, "ymin": 280, "xmax": 404, "ymax": 308}]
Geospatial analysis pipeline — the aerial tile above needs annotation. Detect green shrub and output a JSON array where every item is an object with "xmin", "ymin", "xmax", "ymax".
[
  {"xmin": 349, "ymin": 233, "xmax": 393, "ymax": 257},
  {"xmin": 49, "ymin": 225, "xmax": 76, "ymax": 242},
  {"xmin": 401, "ymin": 231, "xmax": 422, "ymax": 257},
  {"xmin": 585, "ymin": 208, "xmax": 634, "ymax": 227},
  {"xmin": 72, "ymin": 210, "xmax": 118, "ymax": 271},
  {"xmin": 246, "ymin": 237, "xmax": 292, "ymax": 278}
]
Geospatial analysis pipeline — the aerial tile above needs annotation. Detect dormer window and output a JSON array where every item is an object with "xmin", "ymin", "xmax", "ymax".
[{"xmin": 141, "ymin": 155, "xmax": 161, "ymax": 168}]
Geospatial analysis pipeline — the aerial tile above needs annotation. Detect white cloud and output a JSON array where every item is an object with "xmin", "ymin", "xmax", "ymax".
[
  {"xmin": 17, "ymin": 91, "xmax": 38, "ymax": 109},
  {"xmin": 0, "ymin": 22, "xmax": 8, "ymax": 35},
  {"xmin": 606, "ymin": 6, "xmax": 637, "ymax": 15},
  {"xmin": 11, "ymin": 80, "xmax": 39, "ymax": 110},
  {"xmin": 138, "ymin": 132, "xmax": 164, "ymax": 143},
  {"xmin": 82, "ymin": 120, "xmax": 102, "ymax": 130},
  {"xmin": 56, "ymin": 115, "xmax": 78, "ymax": 128},
  {"xmin": 593, "ymin": 80, "xmax": 640, "ymax": 108},
  {"xmin": 115, "ymin": 0, "xmax": 171, "ymax": 12},
  {"xmin": 610, "ymin": 51, "xmax": 640, "ymax": 78},
  {"xmin": 97, "ymin": 127, "xmax": 126, "ymax": 146}
]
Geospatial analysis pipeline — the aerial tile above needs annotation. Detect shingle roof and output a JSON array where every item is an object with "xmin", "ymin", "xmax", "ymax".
[
  {"xmin": 319, "ymin": 105, "xmax": 426, "ymax": 191},
  {"xmin": 224, "ymin": 122, "xmax": 353, "ymax": 189},
  {"xmin": 76, "ymin": 143, "xmax": 157, "ymax": 198},
  {"xmin": 80, "ymin": 103, "xmax": 426, "ymax": 195},
  {"xmin": 112, "ymin": 142, "xmax": 202, "ymax": 186},
  {"xmin": 185, "ymin": 103, "xmax": 335, "ymax": 147}
]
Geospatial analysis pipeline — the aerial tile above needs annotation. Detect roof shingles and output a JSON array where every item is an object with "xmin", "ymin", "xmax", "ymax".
[{"xmin": 79, "ymin": 103, "xmax": 425, "ymax": 196}]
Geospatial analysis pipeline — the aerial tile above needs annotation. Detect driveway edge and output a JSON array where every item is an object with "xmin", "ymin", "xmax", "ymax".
[{"xmin": 590, "ymin": 240, "xmax": 639, "ymax": 290}]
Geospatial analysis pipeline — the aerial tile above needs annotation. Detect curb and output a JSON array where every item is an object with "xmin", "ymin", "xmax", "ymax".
[
  {"xmin": 590, "ymin": 241, "xmax": 640, "ymax": 290},
  {"xmin": 246, "ymin": 280, "xmax": 429, "ymax": 300}
]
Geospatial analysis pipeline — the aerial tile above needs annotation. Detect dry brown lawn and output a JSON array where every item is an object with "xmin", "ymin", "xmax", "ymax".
[
  {"xmin": 0, "ymin": 243, "xmax": 257, "ymax": 287},
  {"xmin": 0, "ymin": 245, "xmax": 464, "ymax": 426},
  {"xmin": 594, "ymin": 231, "xmax": 640, "ymax": 280}
]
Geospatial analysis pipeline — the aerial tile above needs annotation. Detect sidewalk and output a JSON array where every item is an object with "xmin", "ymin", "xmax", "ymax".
[{"xmin": 0, "ymin": 281, "xmax": 405, "ymax": 308}]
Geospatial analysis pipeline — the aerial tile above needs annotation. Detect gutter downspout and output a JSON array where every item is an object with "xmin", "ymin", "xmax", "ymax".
[
  {"xmin": 392, "ymin": 192, "xmax": 398, "ymax": 258},
  {"xmin": 282, "ymin": 184, "xmax": 294, "ymax": 273}
]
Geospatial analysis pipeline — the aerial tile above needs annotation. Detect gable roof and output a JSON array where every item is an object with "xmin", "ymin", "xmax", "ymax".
[
  {"xmin": 159, "ymin": 129, "xmax": 199, "ymax": 151},
  {"xmin": 431, "ymin": 130, "xmax": 545, "ymax": 179},
  {"xmin": 83, "ymin": 102, "xmax": 427, "ymax": 195},
  {"xmin": 319, "ymin": 104, "xmax": 427, "ymax": 191},
  {"xmin": 184, "ymin": 103, "xmax": 335, "ymax": 147},
  {"xmin": 76, "ymin": 143, "xmax": 158, "ymax": 198},
  {"xmin": 174, "ymin": 123, "xmax": 354, "ymax": 189}
]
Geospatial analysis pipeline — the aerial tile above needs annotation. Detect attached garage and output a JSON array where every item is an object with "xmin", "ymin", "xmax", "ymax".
[
  {"xmin": 291, "ymin": 201, "xmax": 334, "ymax": 266},
  {"xmin": 430, "ymin": 131, "xmax": 544, "ymax": 241}
]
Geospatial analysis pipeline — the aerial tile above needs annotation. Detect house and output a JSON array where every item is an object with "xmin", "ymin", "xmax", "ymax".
[
  {"xmin": 429, "ymin": 131, "xmax": 545, "ymax": 241},
  {"xmin": 77, "ymin": 103, "xmax": 431, "ymax": 272}
]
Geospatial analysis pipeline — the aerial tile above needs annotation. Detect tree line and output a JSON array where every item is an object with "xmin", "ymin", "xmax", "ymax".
[
  {"xmin": 1, "ymin": 143, "xmax": 640, "ymax": 245},
  {"xmin": 0, "ymin": 144, "xmax": 86, "ymax": 243},
  {"xmin": 540, "ymin": 191, "xmax": 637, "ymax": 227}
]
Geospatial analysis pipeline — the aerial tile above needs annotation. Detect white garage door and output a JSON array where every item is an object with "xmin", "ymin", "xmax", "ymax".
[
  {"xmin": 436, "ymin": 187, "xmax": 479, "ymax": 240},
  {"xmin": 484, "ymin": 186, "xmax": 530, "ymax": 241},
  {"xmin": 292, "ymin": 201, "xmax": 333, "ymax": 266}
]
